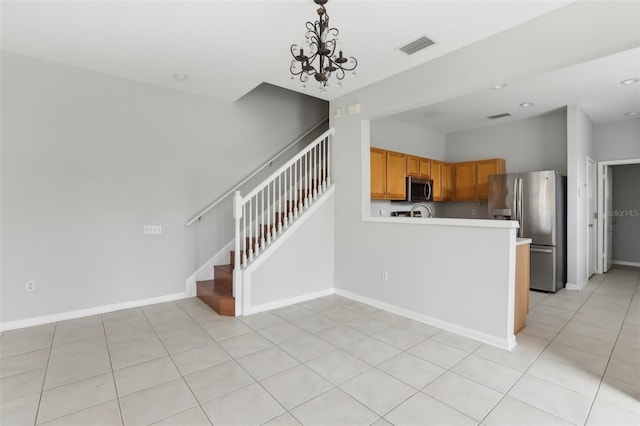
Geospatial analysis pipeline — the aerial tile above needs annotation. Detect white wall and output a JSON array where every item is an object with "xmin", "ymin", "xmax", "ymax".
[
  {"xmin": 0, "ymin": 51, "xmax": 327, "ymax": 325},
  {"xmin": 445, "ymin": 109, "xmax": 568, "ymax": 174},
  {"xmin": 371, "ymin": 117, "xmax": 446, "ymax": 159},
  {"xmin": 244, "ymin": 191, "xmax": 335, "ymax": 314},
  {"xmin": 566, "ymin": 105, "xmax": 595, "ymax": 289},
  {"xmin": 595, "ymin": 119, "xmax": 640, "ymax": 161},
  {"xmin": 611, "ymin": 164, "xmax": 640, "ymax": 265}
]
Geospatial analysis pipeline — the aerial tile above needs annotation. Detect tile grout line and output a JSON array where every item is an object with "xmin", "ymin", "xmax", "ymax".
[
  {"xmin": 476, "ymin": 279, "xmax": 607, "ymax": 426},
  {"xmin": 31, "ymin": 324, "xmax": 56, "ymax": 426},
  {"xmin": 581, "ymin": 274, "xmax": 639, "ymax": 425},
  {"xmin": 100, "ymin": 315, "xmax": 126, "ymax": 426},
  {"xmin": 139, "ymin": 304, "xmax": 211, "ymax": 425}
]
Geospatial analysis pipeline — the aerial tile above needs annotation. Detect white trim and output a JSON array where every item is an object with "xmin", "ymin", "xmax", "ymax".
[
  {"xmin": 334, "ymin": 289, "xmax": 517, "ymax": 351},
  {"xmin": 565, "ymin": 282, "xmax": 586, "ymax": 291},
  {"xmin": 0, "ymin": 291, "xmax": 189, "ymax": 332},
  {"xmin": 597, "ymin": 158, "xmax": 640, "ymax": 274},
  {"xmin": 242, "ymin": 288, "xmax": 334, "ymax": 316},
  {"xmin": 612, "ymin": 260, "xmax": 640, "ymax": 268},
  {"xmin": 587, "ymin": 156, "xmax": 597, "ymax": 278},
  {"xmin": 362, "ymin": 216, "xmax": 520, "ymax": 229}
]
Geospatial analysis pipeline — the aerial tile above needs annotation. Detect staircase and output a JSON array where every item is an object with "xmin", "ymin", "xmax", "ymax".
[{"xmin": 196, "ymin": 129, "xmax": 334, "ymax": 316}]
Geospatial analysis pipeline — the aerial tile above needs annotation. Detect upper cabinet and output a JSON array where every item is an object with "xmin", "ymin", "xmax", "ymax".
[
  {"xmin": 441, "ymin": 162, "xmax": 453, "ymax": 201},
  {"xmin": 432, "ymin": 160, "xmax": 454, "ymax": 201},
  {"xmin": 371, "ymin": 148, "xmax": 407, "ymax": 200},
  {"xmin": 454, "ymin": 161, "xmax": 476, "ymax": 201},
  {"xmin": 476, "ymin": 159, "xmax": 505, "ymax": 200},
  {"xmin": 371, "ymin": 146, "xmax": 503, "ymax": 202},
  {"xmin": 454, "ymin": 158, "xmax": 505, "ymax": 201},
  {"xmin": 406, "ymin": 155, "xmax": 431, "ymax": 178}
]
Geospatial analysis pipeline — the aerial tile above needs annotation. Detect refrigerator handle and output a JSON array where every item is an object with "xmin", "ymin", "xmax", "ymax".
[{"xmin": 517, "ymin": 178, "xmax": 524, "ymax": 237}]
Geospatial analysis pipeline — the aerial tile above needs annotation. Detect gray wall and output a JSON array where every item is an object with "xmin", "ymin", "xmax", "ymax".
[
  {"xmin": 595, "ymin": 119, "xmax": 640, "ymax": 161},
  {"xmin": 444, "ymin": 108, "xmax": 568, "ymax": 174},
  {"xmin": 1, "ymin": 51, "xmax": 327, "ymax": 323},
  {"xmin": 369, "ymin": 117, "xmax": 445, "ymax": 217},
  {"xmin": 611, "ymin": 164, "xmax": 640, "ymax": 264},
  {"xmin": 371, "ymin": 117, "xmax": 446, "ymax": 159}
]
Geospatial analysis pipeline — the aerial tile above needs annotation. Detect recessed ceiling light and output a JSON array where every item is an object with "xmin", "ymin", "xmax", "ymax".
[
  {"xmin": 491, "ymin": 84, "xmax": 507, "ymax": 90},
  {"xmin": 173, "ymin": 73, "xmax": 189, "ymax": 82},
  {"xmin": 626, "ymin": 111, "xmax": 640, "ymax": 117},
  {"xmin": 519, "ymin": 102, "xmax": 535, "ymax": 107},
  {"xmin": 620, "ymin": 78, "xmax": 639, "ymax": 85}
]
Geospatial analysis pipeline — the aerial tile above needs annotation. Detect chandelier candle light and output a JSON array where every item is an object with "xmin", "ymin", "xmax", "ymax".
[{"xmin": 290, "ymin": 0, "xmax": 358, "ymax": 91}]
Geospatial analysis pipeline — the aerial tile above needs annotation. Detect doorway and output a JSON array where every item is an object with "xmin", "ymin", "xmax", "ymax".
[{"xmin": 597, "ymin": 158, "xmax": 640, "ymax": 273}]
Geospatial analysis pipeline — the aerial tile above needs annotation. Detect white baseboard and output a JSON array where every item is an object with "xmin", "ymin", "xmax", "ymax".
[
  {"xmin": 0, "ymin": 292, "xmax": 190, "ymax": 332},
  {"xmin": 335, "ymin": 289, "xmax": 516, "ymax": 351},
  {"xmin": 612, "ymin": 260, "xmax": 640, "ymax": 268},
  {"xmin": 242, "ymin": 288, "xmax": 334, "ymax": 316},
  {"xmin": 565, "ymin": 282, "xmax": 586, "ymax": 291}
]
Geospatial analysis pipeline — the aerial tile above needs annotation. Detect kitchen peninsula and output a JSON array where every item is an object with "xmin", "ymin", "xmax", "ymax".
[{"xmin": 354, "ymin": 214, "xmax": 523, "ymax": 350}]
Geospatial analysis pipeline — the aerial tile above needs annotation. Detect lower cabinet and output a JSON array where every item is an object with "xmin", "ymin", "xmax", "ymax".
[{"xmin": 514, "ymin": 243, "xmax": 530, "ymax": 334}]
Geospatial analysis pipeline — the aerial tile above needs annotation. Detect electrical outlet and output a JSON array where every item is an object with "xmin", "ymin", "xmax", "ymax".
[
  {"xmin": 381, "ymin": 270, "xmax": 388, "ymax": 281},
  {"xmin": 25, "ymin": 281, "xmax": 35, "ymax": 293},
  {"xmin": 378, "ymin": 209, "xmax": 385, "ymax": 216},
  {"xmin": 144, "ymin": 225, "xmax": 162, "ymax": 235},
  {"xmin": 471, "ymin": 208, "xmax": 477, "ymax": 216}
]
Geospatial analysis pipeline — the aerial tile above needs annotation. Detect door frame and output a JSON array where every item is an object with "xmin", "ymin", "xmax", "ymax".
[
  {"xmin": 596, "ymin": 158, "xmax": 640, "ymax": 274},
  {"xmin": 587, "ymin": 157, "xmax": 597, "ymax": 277}
]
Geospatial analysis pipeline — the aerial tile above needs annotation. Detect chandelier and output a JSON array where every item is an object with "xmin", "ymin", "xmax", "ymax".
[{"xmin": 290, "ymin": 0, "xmax": 358, "ymax": 91}]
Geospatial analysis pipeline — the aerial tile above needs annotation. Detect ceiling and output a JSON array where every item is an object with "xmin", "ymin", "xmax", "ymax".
[
  {"xmin": 2, "ymin": 1, "xmax": 639, "ymax": 134},
  {"xmin": 392, "ymin": 47, "xmax": 640, "ymax": 134}
]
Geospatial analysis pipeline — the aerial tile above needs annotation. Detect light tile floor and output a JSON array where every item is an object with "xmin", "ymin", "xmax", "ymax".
[{"xmin": 1, "ymin": 266, "xmax": 639, "ymax": 426}]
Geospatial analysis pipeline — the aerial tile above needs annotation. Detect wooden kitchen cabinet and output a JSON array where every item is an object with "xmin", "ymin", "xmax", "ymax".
[
  {"xmin": 370, "ymin": 148, "xmax": 387, "ymax": 199},
  {"xmin": 514, "ymin": 242, "xmax": 530, "ymax": 334},
  {"xmin": 442, "ymin": 162, "xmax": 453, "ymax": 200},
  {"xmin": 454, "ymin": 161, "xmax": 476, "ymax": 201},
  {"xmin": 370, "ymin": 148, "xmax": 406, "ymax": 200},
  {"xmin": 432, "ymin": 161, "xmax": 454, "ymax": 201},
  {"xmin": 476, "ymin": 158, "xmax": 505, "ymax": 200},
  {"xmin": 454, "ymin": 158, "xmax": 505, "ymax": 201},
  {"xmin": 406, "ymin": 155, "xmax": 431, "ymax": 178}
]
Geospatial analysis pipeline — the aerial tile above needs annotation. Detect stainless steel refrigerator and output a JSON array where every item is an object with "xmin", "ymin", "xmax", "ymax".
[{"xmin": 488, "ymin": 170, "xmax": 567, "ymax": 292}]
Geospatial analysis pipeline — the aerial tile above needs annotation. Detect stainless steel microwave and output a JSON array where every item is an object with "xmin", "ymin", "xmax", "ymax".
[{"xmin": 405, "ymin": 177, "xmax": 433, "ymax": 202}]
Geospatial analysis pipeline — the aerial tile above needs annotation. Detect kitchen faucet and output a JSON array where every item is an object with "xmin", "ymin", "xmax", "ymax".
[{"xmin": 410, "ymin": 203, "xmax": 433, "ymax": 218}]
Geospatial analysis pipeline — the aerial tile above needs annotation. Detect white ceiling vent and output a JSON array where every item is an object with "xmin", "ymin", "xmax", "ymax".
[
  {"xmin": 399, "ymin": 36, "xmax": 435, "ymax": 55},
  {"xmin": 487, "ymin": 113, "xmax": 512, "ymax": 120}
]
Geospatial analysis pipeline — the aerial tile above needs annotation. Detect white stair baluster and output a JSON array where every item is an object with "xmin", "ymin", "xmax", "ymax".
[
  {"xmin": 320, "ymin": 139, "xmax": 325, "ymax": 191},
  {"xmin": 327, "ymin": 136, "xmax": 331, "ymax": 186},
  {"xmin": 260, "ymin": 190, "xmax": 265, "ymax": 248},
  {"xmin": 242, "ymin": 204, "xmax": 247, "ymax": 265},
  {"xmin": 306, "ymin": 151, "xmax": 310, "ymax": 207},
  {"xmin": 247, "ymin": 198, "xmax": 253, "ymax": 261},
  {"xmin": 279, "ymin": 173, "xmax": 283, "ymax": 231},
  {"xmin": 293, "ymin": 161, "xmax": 298, "ymax": 218},
  {"xmin": 266, "ymin": 182, "xmax": 272, "ymax": 244}
]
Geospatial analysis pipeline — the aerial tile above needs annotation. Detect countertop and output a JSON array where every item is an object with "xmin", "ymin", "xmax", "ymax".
[{"xmin": 516, "ymin": 238, "xmax": 532, "ymax": 246}]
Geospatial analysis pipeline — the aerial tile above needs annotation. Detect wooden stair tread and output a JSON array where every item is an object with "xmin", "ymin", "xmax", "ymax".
[
  {"xmin": 214, "ymin": 264, "xmax": 233, "ymax": 274},
  {"xmin": 197, "ymin": 280, "xmax": 235, "ymax": 316}
]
